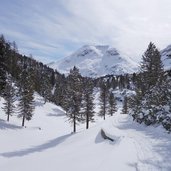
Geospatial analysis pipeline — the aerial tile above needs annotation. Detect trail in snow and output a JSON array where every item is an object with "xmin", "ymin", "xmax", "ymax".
[{"xmin": 109, "ymin": 113, "xmax": 171, "ymax": 171}]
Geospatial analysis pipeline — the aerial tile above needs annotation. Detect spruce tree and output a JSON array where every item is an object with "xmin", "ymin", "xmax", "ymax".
[
  {"xmin": 140, "ymin": 42, "xmax": 164, "ymax": 93},
  {"xmin": 40, "ymin": 74, "xmax": 52, "ymax": 104},
  {"xmin": 2, "ymin": 75, "xmax": 15, "ymax": 121},
  {"xmin": 99, "ymin": 82, "xmax": 109, "ymax": 120},
  {"xmin": 122, "ymin": 96, "xmax": 128, "ymax": 114},
  {"xmin": 108, "ymin": 92, "xmax": 117, "ymax": 116},
  {"xmin": 53, "ymin": 78, "xmax": 67, "ymax": 107},
  {"xmin": 130, "ymin": 42, "xmax": 165, "ymax": 125},
  {"xmin": 18, "ymin": 64, "xmax": 35, "ymax": 127},
  {"xmin": 0, "ymin": 35, "xmax": 7, "ymax": 95},
  {"xmin": 66, "ymin": 66, "xmax": 82, "ymax": 133},
  {"xmin": 81, "ymin": 78, "xmax": 95, "ymax": 129}
]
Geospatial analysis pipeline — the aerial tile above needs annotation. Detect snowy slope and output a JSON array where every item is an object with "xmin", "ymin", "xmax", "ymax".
[
  {"xmin": 50, "ymin": 45, "xmax": 138, "ymax": 77},
  {"xmin": 1, "ymin": 94, "xmax": 171, "ymax": 171},
  {"xmin": 161, "ymin": 45, "xmax": 171, "ymax": 71}
]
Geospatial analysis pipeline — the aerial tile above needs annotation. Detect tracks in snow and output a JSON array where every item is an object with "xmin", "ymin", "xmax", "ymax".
[
  {"xmin": 128, "ymin": 131, "xmax": 162, "ymax": 171},
  {"xmin": 110, "ymin": 114, "xmax": 163, "ymax": 171}
]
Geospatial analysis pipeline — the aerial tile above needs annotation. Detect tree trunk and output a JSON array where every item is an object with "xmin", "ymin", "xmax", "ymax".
[
  {"xmin": 7, "ymin": 113, "xmax": 9, "ymax": 122},
  {"xmin": 22, "ymin": 114, "xmax": 25, "ymax": 127},
  {"xmin": 103, "ymin": 106, "xmax": 106, "ymax": 120},
  {"xmin": 103, "ymin": 98, "xmax": 106, "ymax": 120},
  {"xmin": 86, "ymin": 112, "xmax": 89, "ymax": 129},
  {"xmin": 73, "ymin": 114, "xmax": 76, "ymax": 132}
]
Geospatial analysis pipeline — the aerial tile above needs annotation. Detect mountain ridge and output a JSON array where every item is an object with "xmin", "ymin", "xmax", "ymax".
[
  {"xmin": 49, "ymin": 45, "xmax": 138, "ymax": 77},
  {"xmin": 49, "ymin": 44, "xmax": 171, "ymax": 77}
]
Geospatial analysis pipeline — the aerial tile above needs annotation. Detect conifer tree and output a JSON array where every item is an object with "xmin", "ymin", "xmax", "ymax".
[
  {"xmin": 53, "ymin": 78, "xmax": 67, "ymax": 107},
  {"xmin": 81, "ymin": 78, "xmax": 95, "ymax": 129},
  {"xmin": 122, "ymin": 96, "xmax": 128, "ymax": 114},
  {"xmin": 0, "ymin": 35, "xmax": 7, "ymax": 95},
  {"xmin": 2, "ymin": 75, "xmax": 15, "ymax": 121},
  {"xmin": 66, "ymin": 66, "xmax": 82, "ymax": 132},
  {"xmin": 130, "ymin": 42, "xmax": 165, "ymax": 125},
  {"xmin": 99, "ymin": 82, "xmax": 109, "ymax": 120},
  {"xmin": 40, "ymin": 74, "xmax": 52, "ymax": 104},
  {"xmin": 18, "ymin": 64, "xmax": 35, "ymax": 127},
  {"xmin": 140, "ymin": 42, "xmax": 164, "ymax": 93},
  {"xmin": 108, "ymin": 92, "xmax": 117, "ymax": 116}
]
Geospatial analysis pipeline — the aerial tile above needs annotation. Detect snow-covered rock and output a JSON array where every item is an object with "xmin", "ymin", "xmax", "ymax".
[
  {"xmin": 49, "ymin": 45, "xmax": 138, "ymax": 77},
  {"xmin": 161, "ymin": 45, "xmax": 171, "ymax": 71}
]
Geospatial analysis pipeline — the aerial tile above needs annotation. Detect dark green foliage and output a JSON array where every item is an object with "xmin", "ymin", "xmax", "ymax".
[
  {"xmin": 140, "ymin": 42, "xmax": 164, "ymax": 93},
  {"xmin": 81, "ymin": 78, "xmax": 95, "ymax": 129},
  {"xmin": 129, "ymin": 42, "xmax": 171, "ymax": 131},
  {"xmin": 53, "ymin": 78, "xmax": 67, "ymax": 107},
  {"xmin": 122, "ymin": 96, "xmax": 128, "ymax": 114},
  {"xmin": 40, "ymin": 74, "xmax": 52, "ymax": 104},
  {"xmin": 0, "ymin": 35, "xmax": 7, "ymax": 94},
  {"xmin": 108, "ymin": 92, "xmax": 117, "ymax": 116},
  {"xmin": 65, "ymin": 66, "xmax": 83, "ymax": 132},
  {"xmin": 99, "ymin": 82, "xmax": 109, "ymax": 120},
  {"xmin": 2, "ymin": 75, "xmax": 16, "ymax": 121},
  {"xmin": 18, "ymin": 66, "xmax": 35, "ymax": 127}
]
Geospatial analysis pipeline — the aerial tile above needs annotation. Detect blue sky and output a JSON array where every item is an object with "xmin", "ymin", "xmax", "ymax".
[{"xmin": 1, "ymin": 0, "xmax": 171, "ymax": 63}]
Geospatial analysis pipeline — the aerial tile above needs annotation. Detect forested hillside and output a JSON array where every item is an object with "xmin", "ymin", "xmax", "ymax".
[{"xmin": 1, "ymin": 35, "xmax": 171, "ymax": 132}]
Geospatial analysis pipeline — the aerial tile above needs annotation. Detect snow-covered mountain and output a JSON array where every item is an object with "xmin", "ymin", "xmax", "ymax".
[
  {"xmin": 50, "ymin": 45, "xmax": 138, "ymax": 77},
  {"xmin": 161, "ymin": 45, "xmax": 171, "ymax": 71}
]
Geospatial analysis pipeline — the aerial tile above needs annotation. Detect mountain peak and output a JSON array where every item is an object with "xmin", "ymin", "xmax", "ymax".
[{"xmin": 50, "ymin": 45, "xmax": 138, "ymax": 77}]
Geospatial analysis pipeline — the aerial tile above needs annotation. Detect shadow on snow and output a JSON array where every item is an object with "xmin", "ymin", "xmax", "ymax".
[
  {"xmin": 47, "ymin": 108, "xmax": 66, "ymax": 117},
  {"xmin": 0, "ymin": 119, "xmax": 21, "ymax": 130},
  {"xmin": 0, "ymin": 133, "xmax": 72, "ymax": 158},
  {"xmin": 115, "ymin": 116, "xmax": 171, "ymax": 171}
]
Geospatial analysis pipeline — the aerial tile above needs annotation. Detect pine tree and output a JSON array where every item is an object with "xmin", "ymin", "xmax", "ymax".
[
  {"xmin": 130, "ymin": 42, "xmax": 165, "ymax": 125},
  {"xmin": 81, "ymin": 78, "xmax": 95, "ymax": 129},
  {"xmin": 40, "ymin": 74, "xmax": 52, "ymax": 104},
  {"xmin": 122, "ymin": 96, "xmax": 128, "ymax": 114},
  {"xmin": 18, "ymin": 64, "xmax": 35, "ymax": 127},
  {"xmin": 99, "ymin": 82, "xmax": 109, "ymax": 120},
  {"xmin": 66, "ymin": 66, "xmax": 82, "ymax": 132},
  {"xmin": 2, "ymin": 75, "xmax": 15, "ymax": 121},
  {"xmin": 140, "ymin": 42, "xmax": 164, "ymax": 93},
  {"xmin": 108, "ymin": 92, "xmax": 117, "ymax": 116},
  {"xmin": 0, "ymin": 35, "xmax": 7, "ymax": 95},
  {"xmin": 53, "ymin": 78, "xmax": 67, "ymax": 107}
]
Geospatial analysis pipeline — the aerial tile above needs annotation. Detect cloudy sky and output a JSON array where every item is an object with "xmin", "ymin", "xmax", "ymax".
[{"xmin": 0, "ymin": 0, "xmax": 171, "ymax": 63}]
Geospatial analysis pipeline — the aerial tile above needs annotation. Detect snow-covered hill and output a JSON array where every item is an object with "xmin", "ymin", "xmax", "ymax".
[
  {"xmin": 50, "ymin": 45, "xmax": 138, "ymax": 77},
  {"xmin": 161, "ymin": 45, "xmax": 171, "ymax": 71},
  {"xmin": 1, "ymin": 94, "xmax": 171, "ymax": 171}
]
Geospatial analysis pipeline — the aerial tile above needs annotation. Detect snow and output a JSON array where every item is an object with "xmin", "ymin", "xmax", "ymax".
[
  {"xmin": 49, "ymin": 45, "xmax": 138, "ymax": 77},
  {"xmin": 161, "ymin": 45, "xmax": 171, "ymax": 71},
  {"xmin": 0, "ymin": 94, "xmax": 171, "ymax": 171},
  {"xmin": 48, "ymin": 44, "xmax": 171, "ymax": 78}
]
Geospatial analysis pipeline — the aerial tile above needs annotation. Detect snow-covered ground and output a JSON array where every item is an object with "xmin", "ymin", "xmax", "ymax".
[{"xmin": 0, "ymin": 95, "xmax": 171, "ymax": 171}]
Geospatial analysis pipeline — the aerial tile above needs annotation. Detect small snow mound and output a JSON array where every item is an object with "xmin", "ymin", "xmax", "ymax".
[
  {"xmin": 95, "ymin": 127, "xmax": 123, "ymax": 145},
  {"xmin": 101, "ymin": 129, "xmax": 114, "ymax": 142}
]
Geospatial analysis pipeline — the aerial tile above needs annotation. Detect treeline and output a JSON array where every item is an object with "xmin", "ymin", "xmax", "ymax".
[
  {"xmin": 53, "ymin": 66, "xmax": 118, "ymax": 132},
  {"xmin": 1, "ymin": 34, "xmax": 171, "ymax": 132},
  {"xmin": 0, "ymin": 35, "xmax": 68, "ymax": 126},
  {"xmin": 94, "ymin": 42, "xmax": 171, "ymax": 131},
  {"xmin": 0, "ymin": 35, "xmax": 118, "ymax": 131}
]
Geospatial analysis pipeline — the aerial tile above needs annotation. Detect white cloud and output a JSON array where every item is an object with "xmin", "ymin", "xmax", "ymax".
[{"xmin": 1, "ymin": 0, "xmax": 171, "ymax": 62}]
